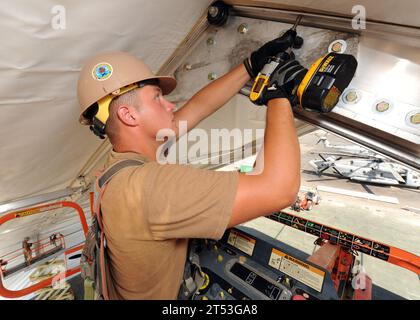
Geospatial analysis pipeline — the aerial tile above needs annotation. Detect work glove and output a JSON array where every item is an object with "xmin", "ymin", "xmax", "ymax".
[
  {"xmin": 258, "ymin": 58, "xmax": 307, "ymax": 106},
  {"xmin": 244, "ymin": 29, "xmax": 297, "ymax": 78}
]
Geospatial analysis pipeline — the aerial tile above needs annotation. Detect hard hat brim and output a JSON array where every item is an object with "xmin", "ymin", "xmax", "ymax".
[{"xmin": 155, "ymin": 76, "xmax": 177, "ymax": 96}]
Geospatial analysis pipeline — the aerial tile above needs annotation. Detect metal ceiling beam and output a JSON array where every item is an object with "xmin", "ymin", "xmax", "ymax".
[
  {"xmin": 229, "ymin": 4, "xmax": 420, "ymax": 48},
  {"xmin": 239, "ymin": 85, "xmax": 419, "ymax": 171},
  {"xmin": 293, "ymin": 108, "xmax": 420, "ymax": 172}
]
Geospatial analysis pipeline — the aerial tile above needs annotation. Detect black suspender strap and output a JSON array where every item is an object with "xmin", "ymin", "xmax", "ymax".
[{"xmin": 98, "ymin": 159, "xmax": 145, "ymax": 188}]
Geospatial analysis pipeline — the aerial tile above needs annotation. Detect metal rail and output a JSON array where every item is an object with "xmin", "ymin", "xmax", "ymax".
[{"xmin": 267, "ymin": 211, "xmax": 420, "ymax": 275}]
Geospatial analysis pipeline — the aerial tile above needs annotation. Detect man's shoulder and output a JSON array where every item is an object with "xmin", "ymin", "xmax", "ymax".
[{"xmin": 104, "ymin": 160, "xmax": 239, "ymax": 193}]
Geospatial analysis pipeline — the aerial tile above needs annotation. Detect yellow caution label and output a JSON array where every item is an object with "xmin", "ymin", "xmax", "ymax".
[
  {"xmin": 15, "ymin": 208, "xmax": 41, "ymax": 218},
  {"xmin": 14, "ymin": 204, "xmax": 63, "ymax": 218},
  {"xmin": 269, "ymin": 248, "xmax": 325, "ymax": 292},
  {"xmin": 227, "ymin": 230, "xmax": 256, "ymax": 256}
]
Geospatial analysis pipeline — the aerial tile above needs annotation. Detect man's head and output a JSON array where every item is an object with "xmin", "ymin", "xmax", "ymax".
[
  {"xmin": 77, "ymin": 52, "xmax": 177, "ymax": 143},
  {"xmin": 104, "ymin": 82, "xmax": 177, "ymax": 146}
]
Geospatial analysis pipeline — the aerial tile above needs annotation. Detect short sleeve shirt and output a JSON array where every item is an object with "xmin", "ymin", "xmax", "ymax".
[{"xmin": 101, "ymin": 150, "xmax": 239, "ymax": 299}]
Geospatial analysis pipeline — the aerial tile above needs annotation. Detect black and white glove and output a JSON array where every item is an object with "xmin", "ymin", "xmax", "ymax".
[
  {"xmin": 244, "ymin": 30, "xmax": 297, "ymax": 78},
  {"xmin": 259, "ymin": 59, "xmax": 307, "ymax": 106}
]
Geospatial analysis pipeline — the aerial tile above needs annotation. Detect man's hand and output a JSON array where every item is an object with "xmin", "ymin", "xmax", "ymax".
[
  {"xmin": 259, "ymin": 58, "xmax": 307, "ymax": 106},
  {"xmin": 244, "ymin": 30, "xmax": 297, "ymax": 78}
]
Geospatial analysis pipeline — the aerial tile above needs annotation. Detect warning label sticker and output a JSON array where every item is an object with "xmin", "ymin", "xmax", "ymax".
[
  {"xmin": 227, "ymin": 230, "xmax": 256, "ymax": 256},
  {"xmin": 14, "ymin": 204, "xmax": 63, "ymax": 218},
  {"xmin": 269, "ymin": 248, "xmax": 325, "ymax": 292}
]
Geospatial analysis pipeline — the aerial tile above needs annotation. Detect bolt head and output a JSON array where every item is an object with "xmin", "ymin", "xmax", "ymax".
[
  {"xmin": 376, "ymin": 101, "xmax": 390, "ymax": 112},
  {"xmin": 207, "ymin": 37, "xmax": 215, "ymax": 46},
  {"xmin": 208, "ymin": 6, "xmax": 219, "ymax": 18},
  {"xmin": 411, "ymin": 113, "xmax": 420, "ymax": 124},
  {"xmin": 238, "ymin": 23, "xmax": 248, "ymax": 34},
  {"xmin": 208, "ymin": 72, "xmax": 217, "ymax": 81}
]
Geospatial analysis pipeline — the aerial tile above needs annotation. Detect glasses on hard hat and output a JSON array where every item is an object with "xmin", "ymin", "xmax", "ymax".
[{"xmin": 84, "ymin": 79, "xmax": 159, "ymax": 139}]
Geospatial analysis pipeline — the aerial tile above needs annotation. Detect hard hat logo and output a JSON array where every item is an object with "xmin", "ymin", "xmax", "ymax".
[{"xmin": 92, "ymin": 63, "xmax": 113, "ymax": 81}]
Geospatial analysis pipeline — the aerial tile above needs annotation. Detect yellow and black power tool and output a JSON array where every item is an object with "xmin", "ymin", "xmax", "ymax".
[
  {"xmin": 296, "ymin": 52, "xmax": 358, "ymax": 112},
  {"xmin": 250, "ymin": 17, "xmax": 358, "ymax": 113},
  {"xmin": 249, "ymin": 16, "xmax": 303, "ymax": 105}
]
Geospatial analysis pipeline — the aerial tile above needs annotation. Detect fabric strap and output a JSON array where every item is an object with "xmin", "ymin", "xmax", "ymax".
[{"xmin": 94, "ymin": 159, "xmax": 145, "ymax": 299}]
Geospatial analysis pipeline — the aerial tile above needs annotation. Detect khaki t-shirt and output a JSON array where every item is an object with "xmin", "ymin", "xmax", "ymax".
[{"xmin": 101, "ymin": 150, "xmax": 239, "ymax": 300}]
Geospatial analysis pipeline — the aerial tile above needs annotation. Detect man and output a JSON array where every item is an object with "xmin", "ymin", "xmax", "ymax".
[
  {"xmin": 50, "ymin": 233, "xmax": 58, "ymax": 246},
  {"xmin": 0, "ymin": 259, "xmax": 7, "ymax": 273},
  {"xmin": 77, "ymin": 31, "xmax": 301, "ymax": 299},
  {"xmin": 22, "ymin": 237, "xmax": 33, "ymax": 266}
]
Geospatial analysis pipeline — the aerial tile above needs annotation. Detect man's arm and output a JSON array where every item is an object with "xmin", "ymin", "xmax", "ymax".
[
  {"xmin": 173, "ymin": 30, "xmax": 297, "ymax": 135},
  {"xmin": 229, "ymin": 98, "xmax": 300, "ymax": 227},
  {"xmin": 173, "ymin": 64, "xmax": 250, "ymax": 134}
]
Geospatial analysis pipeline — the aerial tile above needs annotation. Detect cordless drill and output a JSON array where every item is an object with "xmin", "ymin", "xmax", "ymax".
[
  {"xmin": 250, "ymin": 16, "xmax": 302, "ymax": 105},
  {"xmin": 250, "ymin": 16, "xmax": 358, "ymax": 113}
]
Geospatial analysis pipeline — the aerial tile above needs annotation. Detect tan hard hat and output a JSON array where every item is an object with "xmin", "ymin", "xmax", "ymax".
[{"xmin": 77, "ymin": 51, "xmax": 177, "ymax": 125}]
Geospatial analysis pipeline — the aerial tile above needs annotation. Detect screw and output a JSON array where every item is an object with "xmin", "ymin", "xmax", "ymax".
[
  {"xmin": 208, "ymin": 6, "xmax": 219, "ymax": 18},
  {"xmin": 345, "ymin": 90, "xmax": 358, "ymax": 103},
  {"xmin": 208, "ymin": 72, "xmax": 217, "ymax": 80},
  {"xmin": 331, "ymin": 41, "xmax": 343, "ymax": 52},
  {"xmin": 207, "ymin": 37, "xmax": 215, "ymax": 46},
  {"xmin": 184, "ymin": 63, "xmax": 192, "ymax": 71},
  {"xmin": 411, "ymin": 113, "xmax": 420, "ymax": 124},
  {"xmin": 238, "ymin": 23, "xmax": 248, "ymax": 34},
  {"xmin": 376, "ymin": 101, "xmax": 390, "ymax": 112}
]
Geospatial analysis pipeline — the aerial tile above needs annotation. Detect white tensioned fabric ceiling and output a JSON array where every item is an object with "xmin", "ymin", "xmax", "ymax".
[{"xmin": 0, "ymin": 0, "xmax": 212, "ymax": 205}]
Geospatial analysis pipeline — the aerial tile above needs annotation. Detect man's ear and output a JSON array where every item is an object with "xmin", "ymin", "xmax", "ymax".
[{"xmin": 116, "ymin": 105, "xmax": 139, "ymax": 127}]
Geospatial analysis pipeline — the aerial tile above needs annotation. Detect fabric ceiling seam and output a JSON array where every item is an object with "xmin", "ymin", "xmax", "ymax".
[{"xmin": 158, "ymin": 10, "xmax": 210, "ymax": 76}]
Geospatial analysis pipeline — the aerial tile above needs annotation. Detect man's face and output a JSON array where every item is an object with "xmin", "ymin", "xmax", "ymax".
[{"xmin": 136, "ymin": 85, "xmax": 177, "ymax": 138}]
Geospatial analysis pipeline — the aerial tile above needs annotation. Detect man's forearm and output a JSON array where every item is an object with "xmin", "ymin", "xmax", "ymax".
[
  {"xmin": 228, "ymin": 98, "xmax": 301, "ymax": 227},
  {"xmin": 262, "ymin": 98, "xmax": 301, "ymax": 199},
  {"xmin": 189, "ymin": 63, "xmax": 250, "ymax": 112},
  {"xmin": 174, "ymin": 64, "xmax": 250, "ymax": 132}
]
